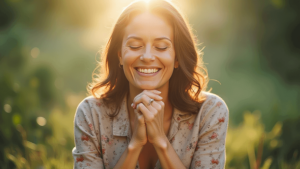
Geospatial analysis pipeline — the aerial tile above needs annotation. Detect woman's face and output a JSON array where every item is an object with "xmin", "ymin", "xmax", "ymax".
[{"xmin": 119, "ymin": 12, "xmax": 177, "ymax": 90}]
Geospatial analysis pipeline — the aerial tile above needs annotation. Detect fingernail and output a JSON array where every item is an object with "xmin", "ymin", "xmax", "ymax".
[
  {"xmin": 157, "ymin": 90, "xmax": 161, "ymax": 93},
  {"xmin": 131, "ymin": 103, "xmax": 136, "ymax": 109}
]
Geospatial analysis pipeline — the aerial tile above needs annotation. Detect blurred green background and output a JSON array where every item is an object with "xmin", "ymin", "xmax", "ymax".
[{"xmin": 1, "ymin": 0, "xmax": 300, "ymax": 168}]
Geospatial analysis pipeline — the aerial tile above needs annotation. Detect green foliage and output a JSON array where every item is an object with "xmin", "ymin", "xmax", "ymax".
[
  {"xmin": 259, "ymin": 0, "xmax": 300, "ymax": 86},
  {"xmin": 226, "ymin": 112, "xmax": 300, "ymax": 169},
  {"xmin": 267, "ymin": 116, "xmax": 300, "ymax": 168},
  {"xmin": 1, "ymin": 0, "xmax": 300, "ymax": 168}
]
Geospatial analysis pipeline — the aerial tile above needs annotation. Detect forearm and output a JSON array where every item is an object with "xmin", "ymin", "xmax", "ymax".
[
  {"xmin": 153, "ymin": 137, "xmax": 186, "ymax": 169},
  {"xmin": 113, "ymin": 142, "xmax": 143, "ymax": 169}
]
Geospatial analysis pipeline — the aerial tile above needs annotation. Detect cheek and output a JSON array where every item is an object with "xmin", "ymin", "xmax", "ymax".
[
  {"xmin": 123, "ymin": 53, "xmax": 137, "ymax": 66},
  {"xmin": 122, "ymin": 48, "xmax": 137, "ymax": 65},
  {"xmin": 160, "ymin": 52, "xmax": 175, "ymax": 68}
]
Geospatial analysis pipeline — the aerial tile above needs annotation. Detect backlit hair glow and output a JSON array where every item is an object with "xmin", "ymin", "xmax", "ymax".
[{"xmin": 88, "ymin": 0, "xmax": 209, "ymax": 116}]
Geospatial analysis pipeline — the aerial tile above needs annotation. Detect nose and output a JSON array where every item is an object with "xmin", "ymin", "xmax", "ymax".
[{"xmin": 142, "ymin": 44, "xmax": 155, "ymax": 62}]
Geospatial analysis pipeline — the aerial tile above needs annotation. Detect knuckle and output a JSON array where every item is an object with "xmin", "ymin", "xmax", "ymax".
[
  {"xmin": 142, "ymin": 94, "xmax": 147, "ymax": 100},
  {"xmin": 148, "ymin": 115, "xmax": 154, "ymax": 121},
  {"xmin": 133, "ymin": 97, "xmax": 138, "ymax": 103},
  {"xmin": 138, "ymin": 103, "xmax": 143, "ymax": 109},
  {"xmin": 160, "ymin": 101, "xmax": 165, "ymax": 107},
  {"xmin": 136, "ymin": 103, "xmax": 141, "ymax": 110}
]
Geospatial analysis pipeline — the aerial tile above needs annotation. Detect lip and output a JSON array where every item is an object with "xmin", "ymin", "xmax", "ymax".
[
  {"xmin": 134, "ymin": 66, "xmax": 162, "ymax": 69},
  {"xmin": 135, "ymin": 68, "xmax": 161, "ymax": 76}
]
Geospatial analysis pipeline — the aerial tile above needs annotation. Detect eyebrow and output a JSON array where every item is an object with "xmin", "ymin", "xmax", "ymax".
[
  {"xmin": 126, "ymin": 36, "xmax": 143, "ymax": 41},
  {"xmin": 155, "ymin": 37, "xmax": 172, "ymax": 42},
  {"xmin": 126, "ymin": 36, "xmax": 172, "ymax": 42}
]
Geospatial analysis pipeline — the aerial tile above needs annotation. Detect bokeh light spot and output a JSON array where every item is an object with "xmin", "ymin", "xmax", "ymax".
[
  {"xmin": 31, "ymin": 47, "xmax": 40, "ymax": 58},
  {"xmin": 12, "ymin": 114, "xmax": 21, "ymax": 125},
  {"xmin": 37, "ymin": 117, "xmax": 47, "ymax": 126},
  {"xmin": 4, "ymin": 104, "xmax": 12, "ymax": 113}
]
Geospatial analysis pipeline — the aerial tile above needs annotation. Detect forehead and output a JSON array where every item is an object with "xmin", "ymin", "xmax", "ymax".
[{"xmin": 123, "ymin": 12, "xmax": 173, "ymax": 41}]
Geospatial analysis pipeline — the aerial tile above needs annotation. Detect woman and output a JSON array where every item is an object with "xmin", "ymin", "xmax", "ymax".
[{"xmin": 72, "ymin": 0, "xmax": 229, "ymax": 168}]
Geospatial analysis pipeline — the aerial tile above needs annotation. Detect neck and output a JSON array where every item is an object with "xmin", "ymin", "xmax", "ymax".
[{"xmin": 126, "ymin": 83, "xmax": 173, "ymax": 123}]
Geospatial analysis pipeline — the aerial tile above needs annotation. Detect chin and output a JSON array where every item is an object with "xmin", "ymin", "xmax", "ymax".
[
  {"xmin": 135, "ymin": 82, "xmax": 160, "ymax": 90},
  {"xmin": 138, "ymin": 85, "xmax": 158, "ymax": 90}
]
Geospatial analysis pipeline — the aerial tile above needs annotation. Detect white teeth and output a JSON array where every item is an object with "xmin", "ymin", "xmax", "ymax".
[{"xmin": 137, "ymin": 68, "xmax": 159, "ymax": 74}]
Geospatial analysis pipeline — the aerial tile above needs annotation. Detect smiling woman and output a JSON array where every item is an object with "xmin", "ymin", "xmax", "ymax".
[
  {"xmin": 120, "ymin": 12, "xmax": 176, "ymax": 91},
  {"xmin": 72, "ymin": 0, "xmax": 229, "ymax": 169}
]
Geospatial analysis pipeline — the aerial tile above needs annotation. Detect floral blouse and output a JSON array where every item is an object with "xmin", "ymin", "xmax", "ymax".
[{"xmin": 72, "ymin": 91, "xmax": 229, "ymax": 169}]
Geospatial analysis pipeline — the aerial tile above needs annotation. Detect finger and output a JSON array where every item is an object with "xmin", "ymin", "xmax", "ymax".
[
  {"xmin": 135, "ymin": 104, "xmax": 143, "ymax": 115},
  {"xmin": 134, "ymin": 104, "xmax": 145, "ymax": 124},
  {"xmin": 151, "ymin": 101, "xmax": 165, "ymax": 119},
  {"xmin": 142, "ymin": 90, "xmax": 163, "ymax": 101},
  {"xmin": 136, "ymin": 103, "xmax": 153, "ymax": 121},
  {"xmin": 132, "ymin": 92, "xmax": 162, "ymax": 109},
  {"xmin": 145, "ymin": 90, "xmax": 161, "ymax": 95},
  {"xmin": 156, "ymin": 101, "xmax": 165, "ymax": 108},
  {"xmin": 150, "ymin": 101, "xmax": 162, "ymax": 111},
  {"xmin": 131, "ymin": 90, "xmax": 161, "ymax": 109},
  {"xmin": 136, "ymin": 99, "xmax": 161, "ymax": 122},
  {"xmin": 150, "ymin": 101, "xmax": 162, "ymax": 114}
]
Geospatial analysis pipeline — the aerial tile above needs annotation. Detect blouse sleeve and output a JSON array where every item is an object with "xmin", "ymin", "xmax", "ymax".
[
  {"xmin": 190, "ymin": 96, "xmax": 229, "ymax": 169},
  {"xmin": 72, "ymin": 99, "xmax": 104, "ymax": 169}
]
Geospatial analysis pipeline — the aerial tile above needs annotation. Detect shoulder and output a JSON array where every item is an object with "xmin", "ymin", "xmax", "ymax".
[
  {"xmin": 197, "ymin": 91, "xmax": 229, "ymax": 124},
  {"xmin": 77, "ymin": 96, "xmax": 101, "ymax": 108},
  {"xmin": 201, "ymin": 91, "xmax": 228, "ymax": 112},
  {"xmin": 75, "ymin": 96, "xmax": 106, "ymax": 117}
]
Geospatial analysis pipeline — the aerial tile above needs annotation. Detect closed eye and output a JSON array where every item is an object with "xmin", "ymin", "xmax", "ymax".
[
  {"xmin": 129, "ymin": 46, "xmax": 142, "ymax": 50},
  {"xmin": 155, "ymin": 47, "xmax": 168, "ymax": 51}
]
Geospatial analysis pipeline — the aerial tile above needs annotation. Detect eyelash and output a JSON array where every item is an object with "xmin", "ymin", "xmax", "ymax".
[
  {"xmin": 129, "ymin": 46, "xmax": 168, "ymax": 51},
  {"xmin": 129, "ymin": 46, "xmax": 142, "ymax": 50},
  {"xmin": 156, "ymin": 47, "xmax": 168, "ymax": 51}
]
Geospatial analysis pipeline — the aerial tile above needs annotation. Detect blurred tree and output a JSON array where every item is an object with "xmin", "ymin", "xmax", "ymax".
[
  {"xmin": 0, "ymin": 1, "xmax": 58, "ymax": 168},
  {"xmin": 259, "ymin": 0, "xmax": 300, "ymax": 86},
  {"xmin": 0, "ymin": 0, "xmax": 15, "ymax": 30},
  {"xmin": 0, "ymin": 36, "xmax": 55, "ymax": 168}
]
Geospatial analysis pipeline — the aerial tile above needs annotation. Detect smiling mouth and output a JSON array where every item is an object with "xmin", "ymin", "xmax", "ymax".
[{"xmin": 135, "ymin": 68, "xmax": 161, "ymax": 74}]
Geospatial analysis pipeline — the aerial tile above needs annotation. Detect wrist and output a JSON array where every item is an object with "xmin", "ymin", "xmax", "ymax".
[
  {"xmin": 152, "ymin": 136, "xmax": 168, "ymax": 151},
  {"xmin": 128, "ymin": 140, "xmax": 144, "ymax": 152}
]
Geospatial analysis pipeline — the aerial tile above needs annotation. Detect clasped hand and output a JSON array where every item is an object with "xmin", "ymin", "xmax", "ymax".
[{"xmin": 130, "ymin": 90, "xmax": 168, "ymax": 149}]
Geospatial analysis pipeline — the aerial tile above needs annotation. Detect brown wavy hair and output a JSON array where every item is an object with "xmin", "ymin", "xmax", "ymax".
[{"xmin": 87, "ymin": 0, "xmax": 209, "ymax": 116}]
